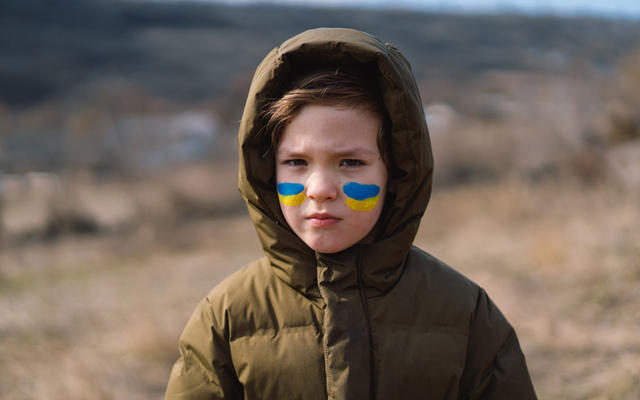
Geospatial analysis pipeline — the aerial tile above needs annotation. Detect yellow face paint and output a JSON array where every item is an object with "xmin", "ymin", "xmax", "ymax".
[
  {"xmin": 343, "ymin": 182, "xmax": 380, "ymax": 211},
  {"xmin": 277, "ymin": 183, "xmax": 306, "ymax": 206}
]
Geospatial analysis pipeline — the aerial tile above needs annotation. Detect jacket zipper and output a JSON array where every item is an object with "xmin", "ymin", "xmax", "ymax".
[{"xmin": 316, "ymin": 254, "xmax": 334, "ymax": 400}]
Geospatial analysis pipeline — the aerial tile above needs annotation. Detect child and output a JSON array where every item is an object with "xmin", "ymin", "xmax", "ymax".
[{"xmin": 165, "ymin": 28, "xmax": 537, "ymax": 399}]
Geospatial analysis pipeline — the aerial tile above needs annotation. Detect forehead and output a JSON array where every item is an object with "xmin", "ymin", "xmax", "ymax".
[{"xmin": 277, "ymin": 104, "xmax": 381, "ymax": 155}]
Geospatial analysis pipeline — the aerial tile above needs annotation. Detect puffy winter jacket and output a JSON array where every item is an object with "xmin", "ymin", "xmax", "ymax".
[{"xmin": 165, "ymin": 28, "xmax": 537, "ymax": 400}]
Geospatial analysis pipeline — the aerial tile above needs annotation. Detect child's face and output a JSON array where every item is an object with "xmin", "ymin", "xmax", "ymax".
[{"xmin": 276, "ymin": 104, "xmax": 387, "ymax": 254}]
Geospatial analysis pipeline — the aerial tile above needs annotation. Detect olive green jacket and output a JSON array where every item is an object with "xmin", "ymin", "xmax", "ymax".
[{"xmin": 165, "ymin": 28, "xmax": 537, "ymax": 399}]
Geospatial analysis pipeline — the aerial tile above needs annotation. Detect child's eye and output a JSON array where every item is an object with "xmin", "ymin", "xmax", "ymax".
[
  {"xmin": 283, "ymin": 159, "xmax": 307, "ymax": 166},
  {"xmin": 340, "ymin": 159, "xmax": 364, "ymax": 167}
]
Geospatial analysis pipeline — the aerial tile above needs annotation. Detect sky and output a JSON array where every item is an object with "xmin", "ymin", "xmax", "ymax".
[{"xmin": 201, "ymin": 0, "xmax": 640, "ymax": 18}]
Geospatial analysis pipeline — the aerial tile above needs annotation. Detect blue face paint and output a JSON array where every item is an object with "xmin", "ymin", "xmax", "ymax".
[
  {"xmin": 343, "ymin": 182, "xmax": 381, "ymax": 211},
  {"xmin": 277, "ymin": 182, "xmax": 306, "ymax": 206}
]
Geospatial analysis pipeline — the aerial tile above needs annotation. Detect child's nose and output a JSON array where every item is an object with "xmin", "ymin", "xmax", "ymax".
[{"xmin": 306, "ymin": 171, "xmax": 338, "ymax": 202}]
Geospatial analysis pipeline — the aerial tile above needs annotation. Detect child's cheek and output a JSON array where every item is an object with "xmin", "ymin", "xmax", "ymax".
[
  {"xmin": 343, "ymin": 182, "xmax": 380, "ymax": 212},
  {"xmin": 277, "ymin": 182, "xmax": 306, "ymax": 206}
]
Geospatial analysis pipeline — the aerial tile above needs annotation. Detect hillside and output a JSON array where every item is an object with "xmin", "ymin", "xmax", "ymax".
[{"xmin": 2, "ymin": 0, "xmax": 640, "ymax": 107}]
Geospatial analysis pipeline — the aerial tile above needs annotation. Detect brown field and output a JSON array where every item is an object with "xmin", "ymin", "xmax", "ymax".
[{"xmin": 1, "ymin": 172, "xmax": 638, "ymax": 399}]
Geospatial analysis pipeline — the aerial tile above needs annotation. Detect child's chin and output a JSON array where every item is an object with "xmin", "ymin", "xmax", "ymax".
[{"xmin": 306, "ymin": 239, "xmax": 354, "ymax": 254}]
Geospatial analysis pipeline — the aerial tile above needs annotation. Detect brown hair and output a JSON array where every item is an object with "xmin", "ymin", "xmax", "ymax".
[{"xmin": 262, "ymin": 68, "xmax": 391, "ymax": 162}]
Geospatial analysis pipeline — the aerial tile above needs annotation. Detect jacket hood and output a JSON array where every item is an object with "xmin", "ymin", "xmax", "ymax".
[{"xmin": 238, "ymin": 28, "xmax": 433, "ymax": 298}]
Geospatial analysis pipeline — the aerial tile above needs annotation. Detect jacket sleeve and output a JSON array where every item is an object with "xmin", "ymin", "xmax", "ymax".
[
  {"xmin": 165, "ymin": 296, "xmax": 243, "ymax": 400},
  {"xmin": 459, "ymin": 288, "xmax": 537, "ymax": 400}
]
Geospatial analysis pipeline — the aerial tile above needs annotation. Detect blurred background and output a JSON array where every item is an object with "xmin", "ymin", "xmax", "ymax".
[{"xmin": 1, "ymin": 0, "xmax": 639, "ymax": 398}]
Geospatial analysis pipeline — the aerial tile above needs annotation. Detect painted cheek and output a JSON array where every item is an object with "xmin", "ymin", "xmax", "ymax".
[
  {"xmin": 343, "ymin": 182, "xmax": 381, "ymax": 212},
  {"xmin": 277, "ymin": 182, "xmax": 306, "ymax": 206}
]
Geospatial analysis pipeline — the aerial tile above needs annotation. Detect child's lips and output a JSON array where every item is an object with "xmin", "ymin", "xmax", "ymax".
[{"xmin": 307, "ymin": 212, "xmax": 341, "ymax": 228}]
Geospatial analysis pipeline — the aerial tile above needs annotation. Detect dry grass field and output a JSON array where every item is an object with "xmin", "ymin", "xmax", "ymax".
[{"xmin": 1, "ymin": 172, "xmax": 638, "ymax": 399}]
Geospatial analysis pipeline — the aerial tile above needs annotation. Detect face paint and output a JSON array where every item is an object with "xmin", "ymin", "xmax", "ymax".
[
  {"xmin": 277, "ymin": 182, "xmax": 306, "ymax": 206},
  {"xmin": 343, "ymin": 182, "xmax": 381, "ymax": 211}
]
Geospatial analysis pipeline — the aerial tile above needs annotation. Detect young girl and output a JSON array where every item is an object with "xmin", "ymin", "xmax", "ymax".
[{"xmin": 165, "ymin": 28, "xmax": 537, "ymax": 400}]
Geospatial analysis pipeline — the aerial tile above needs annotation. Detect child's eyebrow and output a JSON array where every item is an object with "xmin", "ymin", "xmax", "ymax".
[
  {"xmin": 333, "ymin": 148, "xmax": 379, "ymax": 157},
  {"xmin": 276, "ymin": 148, "xmax": 306, "ymax": 158}
]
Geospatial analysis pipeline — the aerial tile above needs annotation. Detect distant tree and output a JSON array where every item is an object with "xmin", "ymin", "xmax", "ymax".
[{"xmin": 606, "ymin": 48, "xmax": 640, "ymax": 144}]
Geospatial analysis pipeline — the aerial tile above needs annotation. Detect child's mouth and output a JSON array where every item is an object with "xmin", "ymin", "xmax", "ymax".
[{"xmin": 307, "ymin": 213, "xmax": 341, "ymax": 228}]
